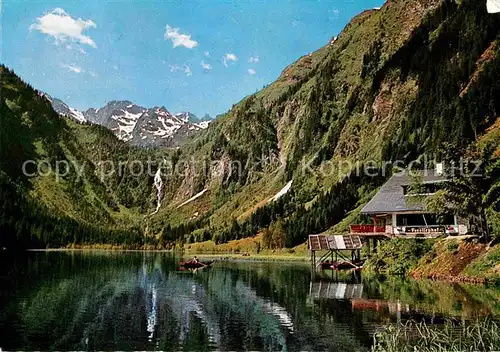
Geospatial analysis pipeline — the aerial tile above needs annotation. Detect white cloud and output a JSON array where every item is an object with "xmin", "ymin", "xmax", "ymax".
[
  {"xmin": 30, "ymin": 8, "xmax": 97, "ymax": 48},
  {"xmin": 170, "ymin": 64, "xmax": 192, "ymax": 76},
  {"xmin": 61, "ymin": 63, "xmax": 82, "ymax": 73},
  {"xmin": 164, "ymin": 24, "xmax": 198, "ymax": 49},
  {"xmin": 248, "ymin": 68, "xmax": 256, "ymax": 75},
  {"xmin": 248, "ymin": 56, "xmax": 259, "ymax": 63},
  {"xmin": 201, "ymin": 61, "xmax": 212, "ymax": 71},
  {"xmin": 88, "ymin": 70, "xmax": 97, "ymax": 77},
  {"xmin": 330, "ymin": 8, "xmax": 340, "ymax": 20},
  {"xmin": 223, "ymin": 53, "xmax": 238, "ymax": 67},
  {"xmin": 204, "ymin": 51, "xmax": 210, "ymax": 57},
  {"xmin": 170, "ymin": 64, "xmax": 181, "ymax": 72}
]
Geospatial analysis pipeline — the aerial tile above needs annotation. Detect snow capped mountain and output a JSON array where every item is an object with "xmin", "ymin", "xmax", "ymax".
[
  {"xmin": 41, "ymin": 93, "xmax": 87, "ymax": 123},
  {"xmin": 47, "ymin": 96, "xmax": 213, "ymax": 147},
  {"xmin": 83, "ymin": 101, "xmax": 146, "ymax": 142},
  {"xmin": 176, "ymin": 112, "xmax": 212, "ymax": 129}
]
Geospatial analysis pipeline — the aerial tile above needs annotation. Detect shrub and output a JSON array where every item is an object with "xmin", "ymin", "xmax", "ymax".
[
  {"xmin": 364, "ymin": 239, "xmax": 435, "ymax": 276},
  {"xmin": 446, "ymin": 241, "xmax": 459, "ymax": 253}
]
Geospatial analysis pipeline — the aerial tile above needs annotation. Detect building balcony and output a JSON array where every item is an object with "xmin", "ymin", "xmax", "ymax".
[{"xmin": 349, "ymin": 224, "xmax": 461, "ymax": 238}]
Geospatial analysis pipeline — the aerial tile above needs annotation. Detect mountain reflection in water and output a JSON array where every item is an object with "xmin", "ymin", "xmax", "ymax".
[{"xmin": 0, "ymin": 251, "xmax": 498, "ymax": 351}]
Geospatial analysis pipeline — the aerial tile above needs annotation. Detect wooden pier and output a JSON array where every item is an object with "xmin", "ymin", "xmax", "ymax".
[{"xmin": 308, "ymin": 234, "xmax": 364, "ymax": 269}]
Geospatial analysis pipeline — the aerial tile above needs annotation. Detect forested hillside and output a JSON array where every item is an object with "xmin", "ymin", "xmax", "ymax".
[
  {"xmin": 0, "ymin": 65, "xmax": 173, "ymax": 248},
  {"xmin": 148, "ymin": 0, "xmax": 500, "ymax": 247},
  {"xmin": 1, "ymin": 0, "xmax": 500, "ymax": 249}
]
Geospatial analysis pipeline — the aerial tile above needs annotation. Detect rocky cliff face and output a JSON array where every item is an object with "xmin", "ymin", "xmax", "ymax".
[
  {"xmin": 41, "ymin": 93, "xmax": 87, "ymax": 123},
  {"xmin": 49, "ymin": 98, "xmax": 212, "ymax": 147},
  {"xmin": 149, "ymin": 0, "xmax": 500, "ymax": 243},
  {"xmin": 2, "ymin": 0, "xmax": 499, "ymax": 249}
]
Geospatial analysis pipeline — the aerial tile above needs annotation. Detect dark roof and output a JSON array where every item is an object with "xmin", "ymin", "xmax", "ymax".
[{"xmin": 361, "ymin": 170, "xmax": 445, "ymax": 214}]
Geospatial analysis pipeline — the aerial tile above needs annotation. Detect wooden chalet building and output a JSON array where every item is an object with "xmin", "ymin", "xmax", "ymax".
[
  {"xmin": 308, "ymin": 168, "xmax": 469, "ymax": 267},
  {"xmin": 350, "ymin": 169, "xmax": 468, "ymax": 238}
]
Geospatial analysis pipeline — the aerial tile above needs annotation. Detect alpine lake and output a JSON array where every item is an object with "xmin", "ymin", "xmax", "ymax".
[{"xmin": 1, "ymin": 251, "xmax": 498, "ymax": 351}]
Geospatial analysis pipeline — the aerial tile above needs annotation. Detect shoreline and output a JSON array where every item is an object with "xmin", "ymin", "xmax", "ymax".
[
  {"xmin": 410, "ymin": 272, "xmax": 487, "ymax": 285},
  {"xmin": 25, "ymin": 248, "xmax": 311, "ymax": 262},
  {"xmin": 22, "ymin": 248, "xmax": 496, "ymax": 283},
  {"xmin": 22, "ymin": 238, "xmax": 500, "ymax": 285}
]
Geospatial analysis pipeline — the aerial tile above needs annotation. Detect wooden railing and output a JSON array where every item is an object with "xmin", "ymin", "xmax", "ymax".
[{"xmin": 350, "ymin": 225, "xmax": 386, "ymax": 233}]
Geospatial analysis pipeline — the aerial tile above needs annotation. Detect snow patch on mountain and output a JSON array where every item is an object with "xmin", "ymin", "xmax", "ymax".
[
  {"xmin": 69, "ymin": 107, "xmax": 86, "ymax": 123},
  {"xmin": 47, "ymin": 96, "xmax": 213, "ymax": 147},
  {"xmin": 194, "ymin": 121, "xmax": 211, "ymax": 129},
  {"xmin": 108, "ymin": 107, "xmax": 145, "ymax": 142},
  {"xmin": 41, "ymin": 92, "xmax": 87, "ymax": 123},
  {"xmin": 158, "ymin": 111, "xmax": 183, "ymax": 137},
  {"xmin": 177, "ymin": 189, "xmax": 208, "ymax": 208},
  {"xmin": 269, "ymin": 180, "xmax": 292, "ymax": 202}
]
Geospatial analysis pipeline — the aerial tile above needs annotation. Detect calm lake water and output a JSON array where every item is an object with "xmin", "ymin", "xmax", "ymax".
[{"xmin": 0, "ymin": 251, "xmax": 498, "ymax": 351}]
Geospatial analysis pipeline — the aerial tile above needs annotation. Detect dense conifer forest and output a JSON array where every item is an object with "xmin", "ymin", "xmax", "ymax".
[{"xmin": 1, "ymin": 0, "xmax": 500, "ymax": 249}]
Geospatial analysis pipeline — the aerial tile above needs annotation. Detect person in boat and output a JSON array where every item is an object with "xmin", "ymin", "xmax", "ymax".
[
  {"xmin": 188, "ymin": 256, "xmax": 206, "ymax": 266},
  {"xmin": 186, "ymin": 256, "xmax": 199, "ymax": 264}
]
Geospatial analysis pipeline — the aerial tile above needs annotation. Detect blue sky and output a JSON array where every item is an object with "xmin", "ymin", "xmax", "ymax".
[{"xmin": 3, "ymin": 0, "xmax": 383, "ymax": 117}]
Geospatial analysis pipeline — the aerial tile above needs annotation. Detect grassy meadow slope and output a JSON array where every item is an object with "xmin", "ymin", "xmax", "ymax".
[
  {"xmin": 150, "ymin": 0, "xmax": 500, "ymax": 246},
  {"xmin": 1, "ymin": 0, "xmax": 500, "ymax": 250},
  {"xmin": 0, "ymin": 65, "xmax": 174, "ymax": 248}
]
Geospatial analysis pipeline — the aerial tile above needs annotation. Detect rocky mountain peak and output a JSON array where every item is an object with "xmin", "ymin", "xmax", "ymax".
[{"xmin": 48, "ymin": 96, "xmax": 213, "ymax": 147}]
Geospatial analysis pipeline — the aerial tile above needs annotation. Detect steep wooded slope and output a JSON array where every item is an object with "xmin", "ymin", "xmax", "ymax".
[
  {"xmin": 149, "ymin": 0, "xmax": 500, "ymax": 245},
  {"xmin": 0, "ymin": 65, "xmax": 174, "ymax": 248},
  {"xmin": 2, "ymin": 0, "xmax": 500, "ymax": 249}
]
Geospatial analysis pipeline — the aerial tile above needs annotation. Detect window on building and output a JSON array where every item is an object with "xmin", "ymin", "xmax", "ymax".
[
  {"xmin": 402, "ymin": 183, "xmax": 440, "ymax": 196},
  {"xmin": 396, "ymin": 214, "xmax": 455, "ymax": 226}
]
